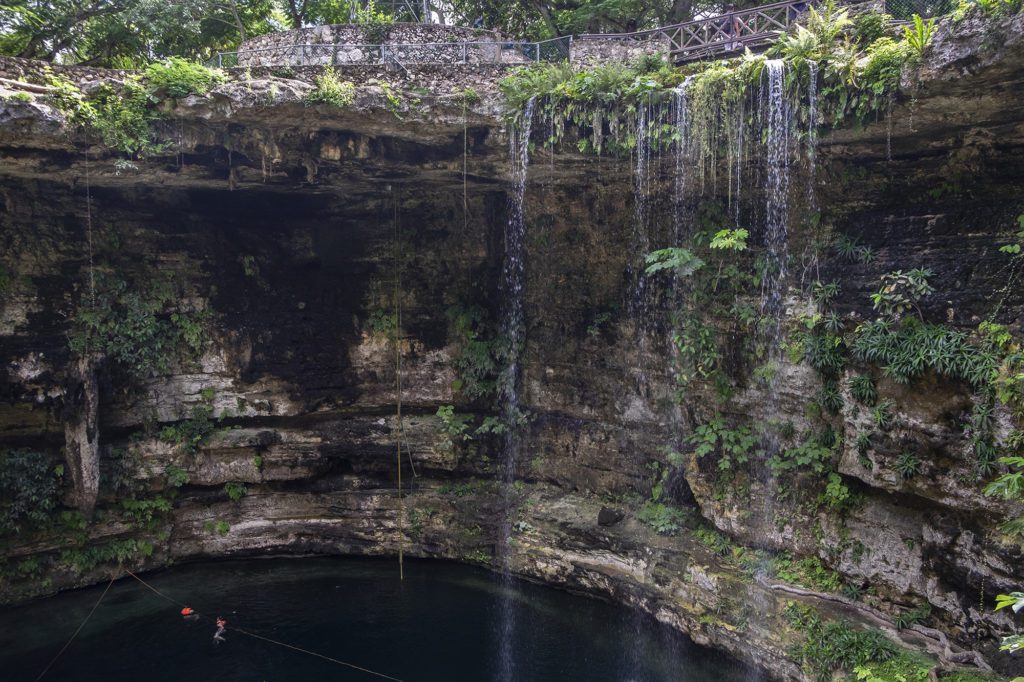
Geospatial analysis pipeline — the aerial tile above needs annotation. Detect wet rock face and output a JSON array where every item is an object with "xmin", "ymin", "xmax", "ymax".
[{"xmin": 3, "ymin": 13, "xmax": 1024, "ymax": 679}]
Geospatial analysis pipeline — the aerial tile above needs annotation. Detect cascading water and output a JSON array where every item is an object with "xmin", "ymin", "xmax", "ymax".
[
  {"xmin": 732, "ymin": 97, "xmax": 746, "ymax": 226},
  {"xmin": 630, "ymin": 95, "xmax": 655, "ymax": 397},
  {"xmin": 672, "ymin": 78, "xmax": 694, "ymax": 245},
  {"xmin": 496, "ymin": 96, "xmax": 534, "ymax": 682},
  {"xmin": 760, "ymin": 59, "xmax": 792, "ymax": 381},
  {"xmin": 630, "ymin": 95, "xmax": 653, "ymax": 315}
]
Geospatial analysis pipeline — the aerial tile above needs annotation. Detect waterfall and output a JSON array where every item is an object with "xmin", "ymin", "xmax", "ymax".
[
  {"xmin": 629, "ymin": 96, "xmax": 655, "ymax": 398},
  {"xmin": 760, "ymin": 60, "xmax": 791, "ymax": 366},
  {"xmin": 672, "ymin": 78, "xmax": 694, "ymax": 245},
  {"xmin": 630, "ymin": 95, "xmax": 653, "ymax": 315},
  {"xmin": 733, "ymin": 96, "xmax": 746, "ymax": 227},
  {"xmin": 496, "ymin": 95, "xmax": 534, "ymax": 682}
]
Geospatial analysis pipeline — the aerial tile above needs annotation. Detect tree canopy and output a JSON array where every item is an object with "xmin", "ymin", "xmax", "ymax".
[{"xmin": 0, "ymin": 0, "xmax": 738, "ymax": 66}]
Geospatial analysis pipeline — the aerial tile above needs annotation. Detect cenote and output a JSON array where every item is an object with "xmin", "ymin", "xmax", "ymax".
[
  {"xmin": 2, "ymin": 2, "xmax": 1024, "ymax": 681},
  {"xmin": 0, "ymin": 558, "xmax": 748, "ymax": 681}
]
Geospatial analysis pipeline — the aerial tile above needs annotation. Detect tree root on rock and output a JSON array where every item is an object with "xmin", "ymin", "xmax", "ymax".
[{"xmin": 766, "ymin": 582, "xmax": 993, "ymax": 674}]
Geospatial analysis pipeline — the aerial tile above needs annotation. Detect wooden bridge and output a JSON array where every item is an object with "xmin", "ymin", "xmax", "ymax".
[{"xmin": 576, "ymin": 0, "xmax": 880, "ymax": 64}]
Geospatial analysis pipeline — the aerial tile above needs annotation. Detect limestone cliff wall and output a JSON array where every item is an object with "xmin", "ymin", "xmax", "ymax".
[{"xmin": 0, "ymin": 11, "xmax": 1023, "ymax": 681}]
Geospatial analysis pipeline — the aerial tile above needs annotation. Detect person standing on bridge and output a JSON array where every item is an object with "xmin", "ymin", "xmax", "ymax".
[{"xmin": 730, "ymin": 9, "xmax": 743, "ymax": 51}]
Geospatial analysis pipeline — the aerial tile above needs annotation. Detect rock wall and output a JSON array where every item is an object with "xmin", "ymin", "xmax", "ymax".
[{"xmin": 1, "ymin": 11, "xmax": 1024, "ymax": 682}]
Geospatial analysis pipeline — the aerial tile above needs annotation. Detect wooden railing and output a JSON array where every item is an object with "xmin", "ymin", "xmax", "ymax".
[{"xmin": 576, "ymin": 0, "xmax": 881, "ymax": 63}]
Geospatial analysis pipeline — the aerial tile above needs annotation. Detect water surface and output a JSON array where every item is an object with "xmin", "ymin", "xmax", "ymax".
[{"xmin": 1, "ymin": 557, "xmax": 750, "ymax": 681}]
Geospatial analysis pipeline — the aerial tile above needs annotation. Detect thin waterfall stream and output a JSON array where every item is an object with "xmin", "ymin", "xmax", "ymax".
[
  {"xmin": 497, "ymin": 95, "xmax": 535, "ymax": 682},
  {"xmin": 760, "ymin": 59, "xmax": 792, "ymax": 407}
]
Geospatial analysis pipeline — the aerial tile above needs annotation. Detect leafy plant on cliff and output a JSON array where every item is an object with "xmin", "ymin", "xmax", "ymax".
[
  {"xmin": 644, "ymin": 247, "xmax": 705, "ymax": 277},
  {"xmin": 849, "ymin": 374, "xmax": 878, "ymax": 406},
  {"xmin": 998, "ymin": 215, "xmax": 1024, "ymax": 255},
  {"xmin": 355, "ymin": 0, "xmax": 394, "ymax": 45},
  {"xmin": 860, "ymin": 37, "xmax": 915, "ymax": 93},
  {"xmin": 144, "ymin": 58, "xmax": 224, "ymax": 99},
  {"xmin": 770, "ymin": 434, "xmax": 835, "ymax": 474},
  {"xmin": 893, "ymin": 602, "xmax": 931, "ymax": 630},
  {"xmin": 436, "ymin": 404, "xmax": 472, "ymax": 452},
  {"xmin": 785, "ymin": 603, "xmax": 898, "ymax": 680},
  {"xmin": 69, "ymin": 271, "xmax": 210, "ymax": 381},
  {"xmin": 994, "ymin": 592, "xmax": 1024, "ymax": 652},
  {"xmin": 689, "ymin": 417, "xmax": 756, "ymax": 471},
  {"xmin": 120, "ymin": 496, "xmax": 173, "ymax": 530},
  {"xmin": 850, "ymin": 319, "xmax": 1000, "ymax": 387},
  {"xmin": 777, "ymin": 2, "xmax": 852, "ymax": 62},
  {"xmin": 59, "ymin": 537, "xmax": 154, "ymax": 573},
  {"xmin": 871, "ymin": 400, "xmax": 895, "ymax": 431},
  {"xmin": 869, "ymin": 269, "xmax": 934, "ymax": 320},
  {"xmin": 637, "ymin": 502, "xmax": 689, "ymax": 535},
  {"xmin": 159, "ymin": 404, "xmax": 215, "ymax": 455},
  {"xmin": 89, "ymin": 80, "xmax": 160, "ymax": 157},
  {"xmin": 903, "ymin": 15, "xmax": 937, "ymax": 56},
  {"xmin": 223, "ymin": 481, "xmax": 247, "ymax": 501},
  {"xmin": 0, "ymin": 449, "xmax": 62, "ymax": 536},
  {"xmin": 853, "ymin": 11, "xmax": 892, "ymax": 46},
  {"xmin": 446, "ymin": 304, "xmax": 502, "ymax": 402},
  {"xmin": 893, "ymin": 450, "xmax": 923, "ymax": 479},
  {"xmin": 306, "ymin": 67, "xmax": 356, "ymax": 107}
]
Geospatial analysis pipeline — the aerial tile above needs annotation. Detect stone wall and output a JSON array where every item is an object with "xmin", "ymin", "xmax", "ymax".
[
  {"xmin": 231, "ymin": 22, "xmax": 534, "ymax": 67},
  {"xmin": 570, "ymin": 34, "xmax": 670, "ymax": 66},
  {"xmin": 0, "ymin": 55, "xmax": 131, "ymax": 86}
]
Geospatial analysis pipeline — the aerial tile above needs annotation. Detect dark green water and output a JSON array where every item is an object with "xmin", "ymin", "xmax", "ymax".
[{"xmin": 0, "ymin": 557, "xmax": 751, "ymax": 681}]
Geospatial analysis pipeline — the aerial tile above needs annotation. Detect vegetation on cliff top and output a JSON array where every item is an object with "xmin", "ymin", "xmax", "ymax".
[{"xmin": 499, "ymin": 3, "xmax": 932, "ymax": 157}]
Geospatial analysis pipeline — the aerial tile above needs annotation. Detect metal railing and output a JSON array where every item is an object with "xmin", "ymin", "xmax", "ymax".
[
  {"xmin": 885, "ymin": 0, "xmax": 956, "ymax": 19},
  {"xmin": 209, "ymin": 36, "xmax": 571, "ymax": 69}
]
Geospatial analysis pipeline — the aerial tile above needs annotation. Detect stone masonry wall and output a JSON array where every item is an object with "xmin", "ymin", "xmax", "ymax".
[
  {"xmin": 233, "ymin": 23, "xmax": 535, "ymax": 67},
  {"xmin": 570, "ymin": 35, "xmax": 670, "ymax": 66}
]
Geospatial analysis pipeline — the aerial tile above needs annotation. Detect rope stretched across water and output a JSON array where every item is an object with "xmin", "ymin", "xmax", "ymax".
[
  {"xmin": 125, "ymin": 569, "xmax": 403, "ymax": 681},
  {"xmin": 232, "ymin": 626, "xmax": 404, "ymax": 681},
  {"xmin": 34, "ymin": 575, "xmax": 116, "ymax": 681}
]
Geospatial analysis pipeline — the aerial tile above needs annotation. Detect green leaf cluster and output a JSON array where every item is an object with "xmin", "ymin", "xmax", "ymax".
[
  {"xmin": 144, "ymin": 57, "xmax": 224, "ymax": 99},
  {"xmin": 159, "ymin": 404, "xmax": 215, "ymax": 454},
  {"xmin": 850, "ymin": 319, "xmax": 998, "ymax": 387},
  {"xmin": 689, "ymin": 417, "xmax": 755, "ymax": 471},
  {"xmin": 0, "ymin": 449, "xmax": 62, "ymax": 536},
  {"xmin": 770, "ymin": 434, "xmax": 835, "ymax": 474},
  {"xmin": 446, "ymin": 305, "xmax": 502, "ymax": 402},
  {"xmin": 224, "ymin": 481, "xmax": 247, "ymax": 501},
  {"xmin": 69, "ymin": 271, "xmax": 210, "ymax": 380},
  {"xmin": 785, "ymin": 604, "xmax": 898, "ymax": 681},
  {"xmin": 306, "ymin": 67, "xmax": 357, "ymax": 107},
  {"xmin": 637, "ymin": 501, "xmax": 689, "ymax": 535}
]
